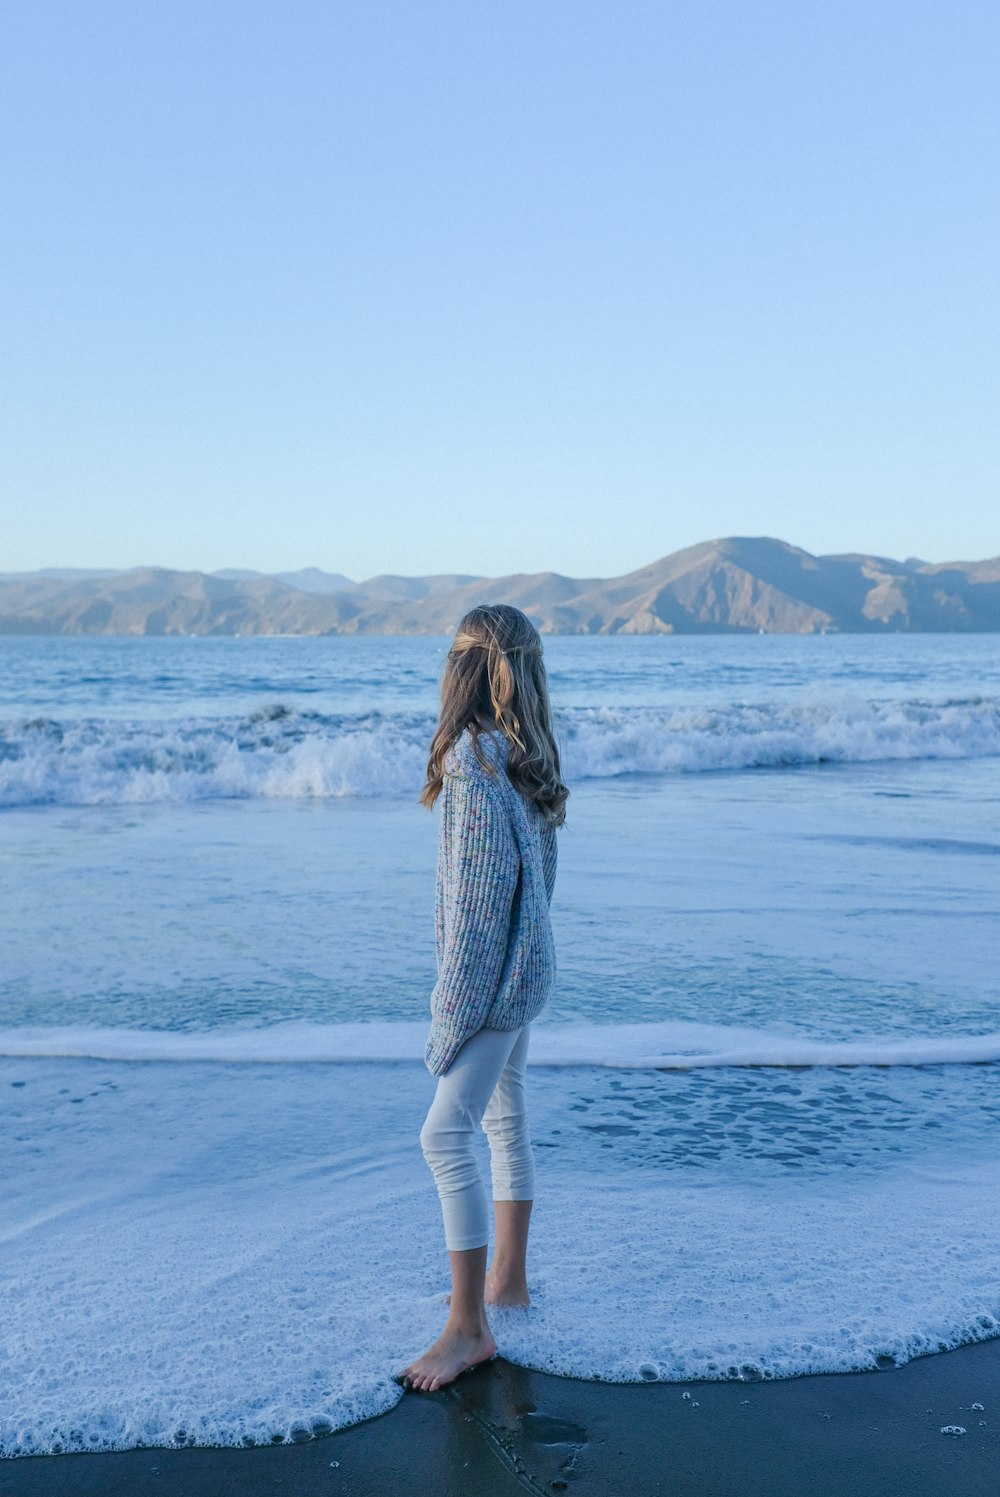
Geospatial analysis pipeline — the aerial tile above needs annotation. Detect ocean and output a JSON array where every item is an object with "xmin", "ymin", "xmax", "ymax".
[{"xmin": 1, "ymin": 632, "xmax": 998, "ymax": 1457}]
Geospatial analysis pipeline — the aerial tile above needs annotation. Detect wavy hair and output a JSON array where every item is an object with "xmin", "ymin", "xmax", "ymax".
[{"xmin": 420, "ymin": 603, "xmax": 569, "ymax": 826}]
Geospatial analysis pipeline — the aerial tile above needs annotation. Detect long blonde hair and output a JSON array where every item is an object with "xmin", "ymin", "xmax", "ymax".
[{"xmin": 420, "ymin": 604, "xmax": 569, "ymax": 826}]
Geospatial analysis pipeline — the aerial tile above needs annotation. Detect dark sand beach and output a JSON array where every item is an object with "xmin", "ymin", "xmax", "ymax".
[{"xmin": 2, "ymin": 1337, "xmax": 996, "ymax": 1497}]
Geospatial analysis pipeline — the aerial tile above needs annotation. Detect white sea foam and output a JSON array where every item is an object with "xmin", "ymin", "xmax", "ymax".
[
  {"xmin": 1, "ymin": 1055, "xmax": 997, "ymax": 1457},
  {"xmin": 1, "ymin": 695, "xmax": 998, "ymax": 806},
  {"xmin": 2, "ymin": 1019, "xmax": 1000, "ymax": 1067}
]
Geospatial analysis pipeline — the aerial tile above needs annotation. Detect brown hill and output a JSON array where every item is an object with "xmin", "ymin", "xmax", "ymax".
[{"xmin": 1, "ymin": 538, "xmax": 998, "ymax": 635}]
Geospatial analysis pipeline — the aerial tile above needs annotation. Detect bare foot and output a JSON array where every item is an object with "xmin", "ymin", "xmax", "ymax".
[
  {"xmin": 484, "ymin": 1269, "xmax": 530, "ymax": 1308},
  {"xmin": 398, "ymin": 1322, "xmax": 497, "ymax": 1393}
]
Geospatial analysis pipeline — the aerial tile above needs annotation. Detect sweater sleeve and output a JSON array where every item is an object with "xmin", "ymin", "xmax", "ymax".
[
  {"xmin": 540, "ymin": 817, "xmax": 558, "ymax": 906},
  {"xmin": 425, "ymin": 769, "xmax": 520, "ymax": 1077}
]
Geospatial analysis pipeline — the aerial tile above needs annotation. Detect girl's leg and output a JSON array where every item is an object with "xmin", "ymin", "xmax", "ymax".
[
  {"xmin": 486, "ymin": 1202, "xmax": 532, "ymax": 1306},
  {"xmin": 481, "ymin": 1024, "xmax": 534, "ymax": 1306},
  {"xmin": 401, "ymin": 1025, "xmax": 527, "ymax": 1392}
]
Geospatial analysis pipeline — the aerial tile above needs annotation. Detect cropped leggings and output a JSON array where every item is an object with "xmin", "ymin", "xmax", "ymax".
[{"xmin": 419, "ymin": 1024, "xmax": 535, "ymax": 1252}]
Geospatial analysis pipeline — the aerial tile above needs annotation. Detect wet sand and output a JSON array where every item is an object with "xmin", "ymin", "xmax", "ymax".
[{"xmin": 2, "ymin": 1337, "xmax": 997, "ymax": 1496}]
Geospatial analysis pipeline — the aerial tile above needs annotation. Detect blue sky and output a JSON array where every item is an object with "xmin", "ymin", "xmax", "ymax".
[{"xmin": 2, "ymin": 1, "xmax": 997, "ymax": 580}]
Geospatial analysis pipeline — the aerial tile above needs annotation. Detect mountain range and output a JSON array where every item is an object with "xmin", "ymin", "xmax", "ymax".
[{"xmin": 2, "ymin": 537, "xmax": 999, "ymax": 636}]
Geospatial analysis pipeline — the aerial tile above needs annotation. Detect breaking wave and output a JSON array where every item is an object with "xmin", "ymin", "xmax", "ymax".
[{"xmin": 1, "ymin": 695, "xmax": 999, "ymax": 808}]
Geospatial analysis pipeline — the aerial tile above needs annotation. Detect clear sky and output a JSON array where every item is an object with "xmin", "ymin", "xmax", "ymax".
[{"xmin": 2, "ymin": 1, "xmax": 997, "ymax": 580}]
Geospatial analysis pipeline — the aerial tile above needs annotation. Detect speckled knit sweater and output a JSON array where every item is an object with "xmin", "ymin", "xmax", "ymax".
[{"xmin": 425, "ymin": 726, "xmax": 558, "ymax": 1077}]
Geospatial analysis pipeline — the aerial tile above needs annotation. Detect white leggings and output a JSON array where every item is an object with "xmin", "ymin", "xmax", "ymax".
[{"xmin": 419, "ymin": 1024, "xmax": 535, "ymax": 1252}]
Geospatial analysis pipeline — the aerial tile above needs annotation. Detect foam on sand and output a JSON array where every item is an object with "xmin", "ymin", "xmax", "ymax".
[
  {"xmin": 2, "ymin": 1054, "xmax": 998, "ymax": 1457},
  {"xmin": 2, "ymin": 1018, "xmax": 999, "ymax": 1068}
]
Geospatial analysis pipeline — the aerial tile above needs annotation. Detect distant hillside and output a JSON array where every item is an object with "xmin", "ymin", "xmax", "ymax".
[{"xmin": 1, "ymin": 537, "xmax": 998, "ymax": 635}]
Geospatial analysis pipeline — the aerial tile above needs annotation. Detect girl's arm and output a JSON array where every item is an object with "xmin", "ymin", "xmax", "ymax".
[
  {"xmin": 540, "ymin": 817, "xmax": 557, "ymax": 906},
  {"xmin": 425, "ymin": 770, "xmax": 520, "ymax": 1077}
]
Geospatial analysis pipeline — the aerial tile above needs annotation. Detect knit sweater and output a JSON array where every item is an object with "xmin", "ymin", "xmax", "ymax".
[{"xmin": 425, "ymin": 726, "xmax": 558, "ymax": 1076}]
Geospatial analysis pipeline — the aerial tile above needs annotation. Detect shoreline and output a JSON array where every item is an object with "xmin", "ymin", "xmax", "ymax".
[{"xmin": 2, "ymin": 1336, "xmax": 997, "ymax": 1497}]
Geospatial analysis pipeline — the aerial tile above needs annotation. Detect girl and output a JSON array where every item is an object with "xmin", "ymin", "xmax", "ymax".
[{"xmin": 400, "ymin": 603, "xmax": 568, "ymax": 1393}]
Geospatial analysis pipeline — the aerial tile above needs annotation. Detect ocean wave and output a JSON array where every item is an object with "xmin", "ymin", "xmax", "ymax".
[
  {"xmin": 3, "ymin": 1019, "xmax": 999, "ymax": 1068},
  {"xmin": 1, "ymin": 695, "xmax": 999, "ymax": 807}
]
